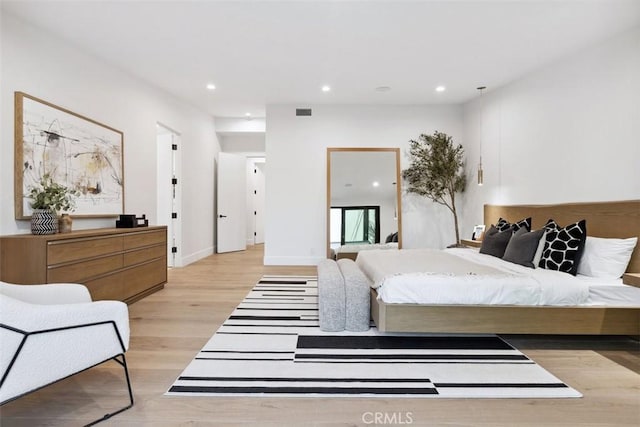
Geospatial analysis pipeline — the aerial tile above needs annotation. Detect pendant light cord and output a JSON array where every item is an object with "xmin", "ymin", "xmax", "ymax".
[{"xmin": 477, "ymin": 86, "xmax": 486, "ymax": 186}]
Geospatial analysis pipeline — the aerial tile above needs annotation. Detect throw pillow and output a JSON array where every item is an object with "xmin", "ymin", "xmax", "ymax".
[
  {"xmin": 479, "ymin": 225, "xmax": 513, "ymax": 258},
  {"xmin": 502, "ymin": 228, "xmax": 545, "ymax": 268},
  {"xmin": 576, "ymin": 236, "xmax": 638, "ymax": 279},
  {"xmin": 495, "ymin": 217, "xmax": 532, "ymax": 233},
  {"xmin": 532, "ymin": 231, "xmax": 546, "ymax": 268},
  {"xmin": 538, "ymin": 219, "xmax": 587, "ymax": 275}
]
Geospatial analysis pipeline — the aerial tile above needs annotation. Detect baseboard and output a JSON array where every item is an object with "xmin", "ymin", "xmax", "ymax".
[{"xmin": 180, "ymin": 246, "xmax": 214, "ymax": 267}]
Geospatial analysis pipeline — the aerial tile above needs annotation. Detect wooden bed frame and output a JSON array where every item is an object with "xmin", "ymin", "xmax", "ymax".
[{"xmin": 370, "ymin": 200, "xmax": 640, "ymax": 335}]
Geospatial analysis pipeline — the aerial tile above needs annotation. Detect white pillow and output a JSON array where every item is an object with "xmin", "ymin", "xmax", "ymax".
[
  {"xmin": 532, "ymin": 230, "xmax": 546, "ymax": 268},
  {"xmin": 576, "ymin": 236, "xmax": 638, "ymax": 279}
]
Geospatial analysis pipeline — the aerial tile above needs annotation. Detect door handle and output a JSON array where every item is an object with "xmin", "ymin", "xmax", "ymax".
[{"xmin": 218, "ymin": 214, "xmax": 227, "ymax": 218}]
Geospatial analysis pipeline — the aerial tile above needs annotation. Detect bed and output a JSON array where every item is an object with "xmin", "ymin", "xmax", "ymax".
[
  {"xmin": 362, "ymin": 200, "xmax": 640, "ymax": 335},
  {"xmin": 334, "ymin": 242, "xmax": 398, "ymax": 261}
]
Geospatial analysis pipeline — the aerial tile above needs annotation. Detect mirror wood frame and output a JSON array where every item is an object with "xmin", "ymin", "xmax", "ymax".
[{"xmin": 326, "ymin": 147, "xmax": 403, "ymax": 259}]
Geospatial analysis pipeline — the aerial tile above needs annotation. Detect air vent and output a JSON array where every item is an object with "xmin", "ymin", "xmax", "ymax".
[{"xmin": 296, "ymin": 108, "xmax": 312, "ymax": 116}]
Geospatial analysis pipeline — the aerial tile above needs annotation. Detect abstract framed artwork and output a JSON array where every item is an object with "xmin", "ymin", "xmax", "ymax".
[{"xmin": 14, "ymin": 92, "xmax": 124, "ymax": 219}]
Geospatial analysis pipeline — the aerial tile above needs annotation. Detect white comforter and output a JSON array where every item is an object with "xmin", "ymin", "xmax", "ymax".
[
  {"xmin": 335, "ymin": 242, "xmax": 398, "ymax": 254},
  {"xmin": 355, "ymin": 248, "xmax": 590, "ymax": 306}
]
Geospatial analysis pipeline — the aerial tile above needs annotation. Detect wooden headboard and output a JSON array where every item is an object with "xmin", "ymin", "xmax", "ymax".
[{"xmin": 484, "ymin": 200, "xmax": 640, "ymax": 273}]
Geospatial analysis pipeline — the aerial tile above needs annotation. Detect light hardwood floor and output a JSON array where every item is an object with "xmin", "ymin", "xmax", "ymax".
[{"xmin": 1, "ymin": 245, "xmax": 639, "ymax": 426}]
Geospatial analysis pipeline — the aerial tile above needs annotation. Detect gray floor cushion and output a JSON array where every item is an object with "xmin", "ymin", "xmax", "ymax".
[
  {"xmin": 337, "ymin": 258, "xmax": 371, "ymax": 331},
  {"xmin": 317, "ymin": 259, "xmax": 346, "ymax": 331}
]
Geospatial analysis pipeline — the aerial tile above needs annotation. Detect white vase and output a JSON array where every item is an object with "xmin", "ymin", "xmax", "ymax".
[{"xmin": 31, "ymin": 209, "xmax": 58, "ymax": 235}]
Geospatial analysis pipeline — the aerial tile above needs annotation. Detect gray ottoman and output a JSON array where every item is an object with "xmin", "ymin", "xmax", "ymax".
[
  {"xmin": 337, "ymin": 259, "xmax": 371, "ymax": 331},
  {"xmin": 317, "ymin": 259, "xmax": 346, "ymax": 332}
]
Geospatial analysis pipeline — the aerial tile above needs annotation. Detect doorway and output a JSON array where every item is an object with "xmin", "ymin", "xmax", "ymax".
[
  {"xmin": 216, "ymin": 152, "xmax": 247, "ymax": 253},
  {"xmin": 216, "ymin": 154, "xmax": 266, "ymax": 252}
]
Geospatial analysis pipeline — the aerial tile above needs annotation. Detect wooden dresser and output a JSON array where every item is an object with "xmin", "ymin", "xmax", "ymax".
[{"xmin": 0, "ymin": 226, "xmax": 167, "ymax": 304}]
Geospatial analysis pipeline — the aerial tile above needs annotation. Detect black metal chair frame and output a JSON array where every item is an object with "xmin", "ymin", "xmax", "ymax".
[{"xmin": 0, "ymin": 320, "xmax": 134, "ymax": 426}]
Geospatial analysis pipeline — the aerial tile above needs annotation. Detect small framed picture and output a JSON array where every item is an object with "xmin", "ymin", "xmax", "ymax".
[{"xmin": 472, "ymin": 224, "xmax": 486, "ymax": 241}]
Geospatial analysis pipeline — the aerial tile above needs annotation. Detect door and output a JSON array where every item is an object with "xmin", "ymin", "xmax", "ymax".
[
  {"xmin": 156, "ymin": 124, "xmax": 181, "ymax": 267},
  {"xmin": 217, "ymin": 152, "xmax": 247, "ymax": 253},
  {"xmin": 253, "ymin": 161, "xmax": 266, "ymax": 244}
]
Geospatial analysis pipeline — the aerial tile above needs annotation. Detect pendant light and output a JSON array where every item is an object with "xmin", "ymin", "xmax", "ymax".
[{"xmin": 477, "ymin": 86, "xmax": 486, "ymax": 186}]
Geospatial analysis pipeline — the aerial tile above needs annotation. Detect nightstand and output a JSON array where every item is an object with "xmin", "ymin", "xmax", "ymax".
[
  {"xmin": 460, "ymin": 239, "xmax": 482, "ymax": 249},
  {"xmin": 622, "ymin": 273, "xmax": 640, "ymax": 288}
]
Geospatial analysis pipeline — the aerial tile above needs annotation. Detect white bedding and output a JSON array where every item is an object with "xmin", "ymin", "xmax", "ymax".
[
  {"xmin": 335, "ymin": 242, "xmax": 398, "ymax": 254},
  {"xmin": 578, "ymin": 276, "xmax": 640, "ymax": 306},
  {"xmin": 356, "ymin": 248, "xmax": 595, "ymax": 306}
]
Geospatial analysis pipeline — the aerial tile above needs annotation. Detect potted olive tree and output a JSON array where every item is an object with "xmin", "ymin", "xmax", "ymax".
[
  {"xmin": 28, "ymin": 174, "xmax": 79, "ymax": 234},
  {"xmin": 402, "ymin": 131, "xmax": 466, "ymax": 246}
]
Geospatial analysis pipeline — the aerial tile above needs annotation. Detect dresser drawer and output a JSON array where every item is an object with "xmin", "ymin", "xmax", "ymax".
[
  {"xmin": 47, "ymin": 254, "xmax": 123, "ymax": 283},
  {"xmin": 48, "ymin": 236, "xmax": 123, "ymax": 265},
  {"xmin": 124, "ymin": 244, "xmax": 166, "ymax": 267},
  {"xmin": 84, "ymin": 273, "xmax": 125, "ymax": 301},
  {"xmin": 124, "ymin": 230, "xmax": 166, "ymax": 250},
  {"xmin": 121, "ymin": 258, "xmax": 167, "ymax": 300}
]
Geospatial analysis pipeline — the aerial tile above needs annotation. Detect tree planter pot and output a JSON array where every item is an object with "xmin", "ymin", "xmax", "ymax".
[{"xmin": 31, "ymin": 209, "xmax": 58, "ymax": 235}]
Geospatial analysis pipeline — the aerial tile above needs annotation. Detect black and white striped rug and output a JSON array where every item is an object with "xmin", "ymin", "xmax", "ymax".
[{"xmin": 167, "ymin": 276, "xmax": 581, "ymax": 398}]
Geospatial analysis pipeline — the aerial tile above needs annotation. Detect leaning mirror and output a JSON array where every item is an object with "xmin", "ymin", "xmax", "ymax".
[{"xmin": 327, "ymin": 148, "xmax": 402, "ymax": 259}]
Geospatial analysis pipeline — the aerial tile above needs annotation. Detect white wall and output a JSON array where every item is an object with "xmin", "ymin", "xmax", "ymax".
[
  {"xmin": 265, "ymin": 105, "xmax": 463, "ymax": 265},
  {"xmin": 215, "ymin": 116, "xmax": 266, "ymax": 153},
  {"xmin": 459, "ymin": 26, "xmax": 640, "ymax": 238},
  {"xmin": 219, "ymin": 134, "xmax": 266, "ymax": 154},
  {"xmin": 0, "ymin": 12, "xmax": 220, "ymax": 265},
  {"xmin": 0, "ymin": 8, "xmax": 4, "ymax": 238},
  {"xmin": 215, "ymin": 117, "xmax": 266, "ymax": 134}
]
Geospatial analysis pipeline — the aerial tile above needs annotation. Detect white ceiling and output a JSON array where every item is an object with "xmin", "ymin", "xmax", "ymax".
[{"xmin": 3, "ymin": 1, "xmax": 640, "ymax": 118}]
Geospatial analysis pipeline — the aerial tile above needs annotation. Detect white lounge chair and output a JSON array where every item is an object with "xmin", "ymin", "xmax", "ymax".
[{"xmin": 0, "ymin": 281, "xmax": 133, "ymax": 425}]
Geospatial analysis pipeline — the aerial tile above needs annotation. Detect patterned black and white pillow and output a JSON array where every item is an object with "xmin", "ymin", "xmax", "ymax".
[
  {"xmin": 495, "ymin": 217, "xmax": 532, "ymax": 233},
  {"xmin": 538, "ymin": 219, "xmax": 587, "ymax": 275}
]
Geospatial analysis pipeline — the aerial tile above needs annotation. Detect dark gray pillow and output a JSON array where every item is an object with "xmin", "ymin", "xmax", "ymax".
[
  {"xmin": 479, "ymin": 225, "xmax": 512, "ymax": 258},
  {"xmin": 503, "ymin": 228, "xmax": 545, "ymax": 268}
]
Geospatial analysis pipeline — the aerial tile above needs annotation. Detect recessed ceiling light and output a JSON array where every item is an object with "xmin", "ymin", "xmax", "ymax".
[
  {"xmin": 322, "ymin": 85, "xmax": 331, "ymax": 92},
  {"xmin": 206, "ymin": 83, "xmax": 216, "ymax": 90},
  {"xmin": 372, "ymin": 181, "xmax": 380, "ymax": 187},
  {"xmin": 375, "ymin": 86, "xmax": 391, "ymax": 92},
  {"xmin": 245, "ymin": 112, "xmax": 252, "ymax": 120},
  {"xmin": 435, "ymin": 85, "xmax": 446, "ymax": 92}
]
